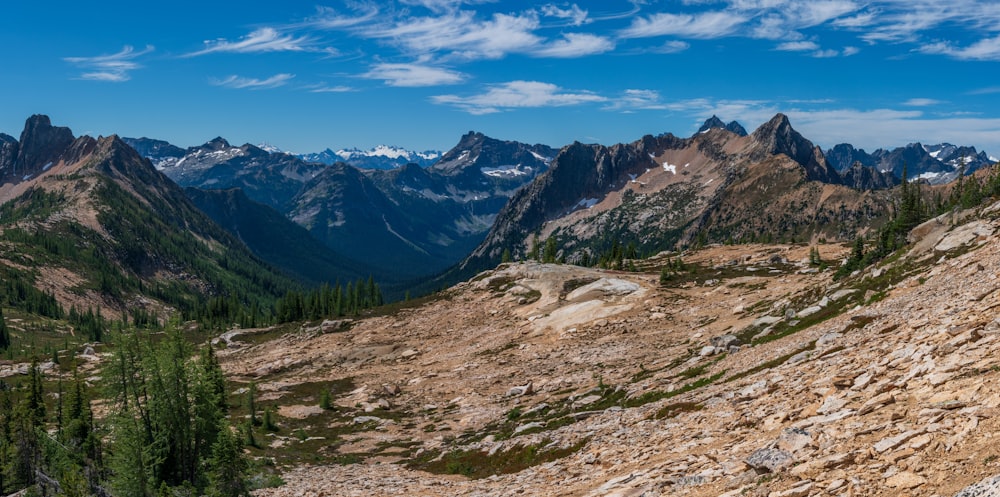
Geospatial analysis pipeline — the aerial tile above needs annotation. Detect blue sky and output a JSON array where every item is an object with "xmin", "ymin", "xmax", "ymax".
[{"xmin": 2, "ymin": 0, "xmax": 1000, "ymax": 156}]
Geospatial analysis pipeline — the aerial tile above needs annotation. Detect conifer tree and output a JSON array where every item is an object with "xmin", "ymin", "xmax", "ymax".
[{"xmin": 0, "ymin": 307, "xmax": 9, "ymax": 351}]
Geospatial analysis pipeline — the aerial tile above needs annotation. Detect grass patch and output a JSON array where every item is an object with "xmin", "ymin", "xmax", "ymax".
[
  {"xmin": 724, "ymin": 341, "xmax": 817, "ymax": 384},
  {"xmin": 408, "ymin": 438, "xmax": 588, "ymax": 479},
  {"xmin": 653, "ymin": 401, "xmax": 703, "ymax": 420}
]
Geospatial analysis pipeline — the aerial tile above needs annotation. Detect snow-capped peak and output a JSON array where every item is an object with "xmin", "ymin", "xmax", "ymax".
[
  {"xmin": 335, "ymin": 145, "xmax": 442, "ymax": 161},
  {"xmin": 257, "ymin": 142, "xmax": 284, "ymax": 154}
]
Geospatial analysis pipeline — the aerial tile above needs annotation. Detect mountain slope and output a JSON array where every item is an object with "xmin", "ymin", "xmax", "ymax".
[
  {"xmin": 184, "ymin": 187, "xmax": 376, "ymax": 286},
  {"xmin": 0, "ymin": 115, "xmax": 296, "ymax": 321},
  {"xmin": 454, "ymin": 114, "xmax": 896, "ymax": 281}
]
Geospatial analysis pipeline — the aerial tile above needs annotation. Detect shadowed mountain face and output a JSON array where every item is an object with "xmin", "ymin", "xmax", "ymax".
[{"xmin": 184, "ymin": 187, "xmax": 380, "ymax": 287}]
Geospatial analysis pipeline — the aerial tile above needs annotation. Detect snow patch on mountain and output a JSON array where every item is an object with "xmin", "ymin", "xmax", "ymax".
[
  {"xmin": 336, "ymin": 145, "xmax": 441, "ymax": 162},
  {"xmin": 481, "ymin": 165, "xmax": 532, "ymax": 178},
  {"xmin": 257, "ymin": 143, "xmax": 285, "ymax": 154},
  {"xmin": 530, "ymin": 151, "xmax": 552, "ymax": 164}
]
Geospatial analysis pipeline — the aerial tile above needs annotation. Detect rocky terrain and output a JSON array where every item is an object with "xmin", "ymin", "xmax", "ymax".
[{"xmin": 195, "ymin": 196, "xmax": 1000, "ymax": 496}]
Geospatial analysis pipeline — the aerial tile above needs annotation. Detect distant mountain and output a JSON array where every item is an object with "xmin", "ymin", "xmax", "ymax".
[
  {"xmin": 452, "ymin": 113, "xmax": 898, "ymax": 283},
  {"xmin": 697, "ymin": 115, "xmax": 748, "ymax": 137},
  {"xmin": 0, "ymin": 115, "xmax": 296, "ymax": 321},
  {"xmin": 826, "ymin": 142, "xmax": 993, "ymax": 185},
  {"xmin": 299, "ymin": 145, "xmax": 442, "ymax": 170},
  {"xmin": 290, "ymin": 132, "xmax": 555, "ymax": 279},
  {"xmin": 150, "ymin": 138, "xmax": 326, "ymax": 212},
  {"xmin": 122, "ymin": 137, "xmax": 185, "ymax": 169},
  {"xmin": 125, "ymin": 130, "xmax": 554, "ymax": 281},
  {"xmin": 826, "ymin": 143, "xmax": 877, "ymax": 172}
]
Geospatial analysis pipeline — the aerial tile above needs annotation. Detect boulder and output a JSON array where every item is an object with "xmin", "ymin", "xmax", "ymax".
[
  {"xmin": 954, "ymin": 474, "xmax": 1000, "ymax": 497},
  {"xmin": 745, "ymin": 448, "xmax": 795, "ymax": 473},
  {"xmin": 710, "ymin": 334, "xmax": 741, "ymax": 348},
  {"xmin": 506, "ymin": 381, "xmax": 534, "ymax": 397}
]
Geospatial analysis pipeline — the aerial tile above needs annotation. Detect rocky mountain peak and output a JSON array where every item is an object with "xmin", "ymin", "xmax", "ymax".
[
  {"xmin": 0, "ymin": 133, "xmax": 18, "ymax": 173},
  {"xmin": 203, "ymin": 136, "xmax": 232, "ymax": 151},
  {"xmin": 726, "ymin": 120, "xmax": 748, "ymax": 136},
  {"xmin": 749, "ymin": 113, "xmax": 840, "ymax": 183},
  {"xmin": 697, "ymin": 115, "xmax": 727, "ymax": 133},
  {"xmin": 15, "ymin": 114, "xmax": 75, "ymax": 176},
  {"xmin": 697, "ymin": 116, "xmax": 748, "ymax": 137}
]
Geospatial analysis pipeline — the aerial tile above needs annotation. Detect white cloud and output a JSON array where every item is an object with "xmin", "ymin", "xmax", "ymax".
[
  {"xmin": 620, "ymin": 11, "xmax": 748, "ymax": 39},
  {"xmin": 812, "ymin": 49, "xmax": 840, "ymax": 57},
  {"xmin": 362, "ymin": 63, "xmax": 465, "ymax": 87},
  {"xmin": 831, "ymin": 10, "xmax": 878, "ymax": 28},
  {"xmin": 398, "ymin": 0, "xmax": 466, "ymax": 13},
  {"xmin": 188, "ymin": 27, "xmax": 316, "ymax": 56},
  {"xmin": 903, "ymin": 98, "xmax": 943, "ymax": 106},
  {"xmin": 919, "ymin": 35, "xmax": 1000, "ymax": 61},
  {"xmin": 842, "ymin": 46, "xmax": 860, "ymax": 56},
  {"xmin": 784, "ymin": 0, "xmax": 861, "ymax": 28},
  {"xmin": 303, "ymin": 5, "xmax": 380, "ymax": 29},
  {"xmin": 211, "ymin": 73, "xmax": 295, "ymax": 89},
  {"xmin": 367, "ymin": 11, "xmax": 543, "ymax": 60},
  {"xmin": 606, "ymin": 89, "xmax": 667, "ymax": 111},
  {"xmin": 541, "ymin": 4, "xmax": 590, "ymax": 26},
  {"xmin": 653, "ymin": 40, "xmax": 691, "ymax": 53},
  {"xmin": 64, "ymin": 45, "xmax": 154, "ymax": 82},
  {"xmin": 533, "ymin": 33, "xmax": 615, "ymax": 57},
  {"xmin": 776, "ymin": 41, "xmax": 820, "ymax": 51},
  {"xmin": 969, "ymin": 86, "xmax": 1000, "ymax": 95},
  {"xmin": 307, "ymin": 84, "xmax": 355, "ymax": 93},
  {"xmin": 432, "ymin": 80, "xmax": 606, "ymax": 114}
]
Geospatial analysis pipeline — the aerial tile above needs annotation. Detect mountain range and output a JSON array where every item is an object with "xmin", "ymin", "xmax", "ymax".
[
  {"xmin": 128, "ymin": 131, "xmax": 554, "ymax": 282},
  {"xmin": 298, "ymin": 145, "xmax": 442, "ymax": 170},
  {"xmin": 452, "ymin": 114, "xmax": 904, "ymax": 281},
  {"xmin": 3, "ymin": 113, "xmax": 996, "ymax": 314},
  {"xmin": 0, "ymin": 115, "xmax": 298, "ymax": 322}
]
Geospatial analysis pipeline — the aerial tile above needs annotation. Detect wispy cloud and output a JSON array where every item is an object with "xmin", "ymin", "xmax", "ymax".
[
  {"xmin": 188, "ymin": 27, "xmax": 318, "ymax": 57},
  {"xmin": 776, "ymin": 41, "xmax": 820, "ymax": 51},
  {"xmin": 541, "ymin": 4, "xmax": 590, "ymax": 26},
  {"xmin": 302, "ymin": 4, "xmax": 381, "ymax": 29},
  {"xmin": 361, "ymin": 63, "xmax": 465, "ymax": 87},
  {"xmin": 64, "ymin": 45, "xmax": 154, "ymax": 82},
  {"xmin": 653, "ymin": 40, "xmax": 691, "ymax": 53},
  {"xmin": 919, "ymin": 35, "xmax": 1000, "ymax": 61},
  {"xmin": 620, "ymin": 11, "xmax": 748, "ymax": 39},
  {"xmin": 305, "ymin": 84, "xmax": 355, "ymax": 93},
  {"xmin": 432, "ymin": 80, "xmax": 606, "ymax": 114},
  {"xmin": 903, "ymin": 98, "xmax": 943, "ymax": 106},
  {"xmin": 605, "ymin": 89, "xmax": 667, "ymax": 111},
  {"xmin": 969, "ymin": 86, "xmax": 1000, "ymax": 95},
  {"xmin": 211, "ymin": 73, "xmax": 295, "ymax": 89},
  {"xmin": 533, "ymin": 33, "xmax": 615, "ymax": 57},
  {"xmin": 366, "ymin": 11, "xmax": 543, "ymax": 60}
]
